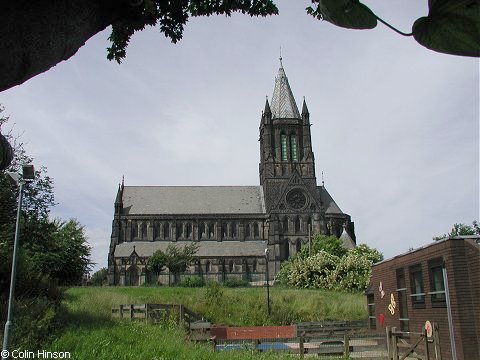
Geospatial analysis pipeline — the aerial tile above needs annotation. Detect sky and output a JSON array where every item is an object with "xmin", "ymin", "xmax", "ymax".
[{"xmin": 1, "ymin": 1, "xmax": 478, "ymax": 272}]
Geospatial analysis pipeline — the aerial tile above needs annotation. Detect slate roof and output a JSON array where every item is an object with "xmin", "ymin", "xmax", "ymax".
[
  {"xmin": 317, "ymin": 186, "xmax": 344, "ymax": 214},
  {"xmin": 270, "ymin": 66, "xmax": 301, "ymax": 119},
  {"xmin": 114, "ymin": 241, "xmax": 268, "ymax": 258},
  {"xmin": 122, "ymin": 186, "xmax": 266, "ymax": 215},
  {"xmin": 340, "ymin": 227, "xmax": 356, "ymax": 249}
]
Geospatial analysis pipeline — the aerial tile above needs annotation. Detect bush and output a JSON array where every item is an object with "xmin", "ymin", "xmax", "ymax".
[
  {"xmin": 223, "ymin": 279, "xmax": 250, "ymax": 288},
  {"xmin": 178, "ymin": 276, "xmax": 206, "ymax": 287},
  {"xmin": 285, "ymin": 251, "xmax": 339, "ymax": 289},
  {"xmin": 334, "ymin": 253, "xmax": 373, "ymax": 292}
]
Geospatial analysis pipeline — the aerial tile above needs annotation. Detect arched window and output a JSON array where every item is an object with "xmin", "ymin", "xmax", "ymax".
[
  {"xmin": 176, "ymin": 223, "xmax": 183, "ymax": 239},
  {"xmin": 141, "ymin": 222, "xmax": 148, "ymax": 239},
  {"xmin": 307, "ymin": 217, "xmax": 312, "ymax": 233},
  {"xmin": 163, "ymin": 223, "xmax": 170, "ymax": 239},
  {"xmin": 253, "ymin": 223, "xmax": 259, "ymax": 238},
  {"xmin": 283, "ymin": 218, "xmax": 289, "ymax": 233},
  {"xmin": 153, "ymin": 222, "xmax": 160, "ymax": 240},
  {"xmin": 296, "ymin": 240, "xmax": 302, "ymax": 253},
  {"xmin": 131, "ymin": 221, "xmax": 137, "ymax": 239},
  {"xmin": 206, "ymin": 261, "xmax": 211, "ymax": 273},
  {"xmin": 208, "ymin": 223, "xmax": 214, "ymax": 239},
  {"xmin": 295, "ymin": 217, "xmax": 301, "ymax": 233},
  {"xmin": 281, "ymin": 133, "xmax": 288, "ymax": 161},
  {"xmin": 290, "ymin": 134, "xmax": 298, "ymax": 161}
]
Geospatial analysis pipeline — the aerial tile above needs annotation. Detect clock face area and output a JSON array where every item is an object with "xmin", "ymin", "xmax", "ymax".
[{"xmin": 286, "ymin": 189, "xmax": 307, "ymax": 210}]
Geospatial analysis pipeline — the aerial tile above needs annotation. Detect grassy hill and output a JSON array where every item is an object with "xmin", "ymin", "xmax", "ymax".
[{"xmin": 45, "ymin": 286, "xmax": 366, "ymax": 359}]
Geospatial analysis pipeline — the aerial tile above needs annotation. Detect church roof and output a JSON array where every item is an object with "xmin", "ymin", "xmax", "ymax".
[
  {"xmin": 340, "ymin": 226, "xmax": 356, "ymax": 249},
  {"xmin": 317, "ymin": 186, "xmax": 344, "ymax": 214},
  {"xmin": 122, "ymin": 186, "xmax": 266, "ymax": 215},
  {"xmin": 270, "ymin": 65, "xmax": 301, "ymax": 119},
  {"xmin": 114, "ymin": 241, "xmax": 268, "ymax": 258}
]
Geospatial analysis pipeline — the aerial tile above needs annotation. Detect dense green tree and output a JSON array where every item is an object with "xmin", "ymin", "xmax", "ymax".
[
  {"xmin": 349, "ymin": 243, "xmax": 383, "ymax": 264},
  {"xmin": 148, "ymin": 249, "xmax": 168, "ymax": 274},
  {"xmin": 298, "ymin": 234, "xmax": 348, "ymax": 259},
  {"xmin": 148, "ymin": 243, "xmax": 199, "ymax": 285},
  {"xmin": 433, "ymin": 220, "xmax": 480, "ymax": 240},
  {"xmin": 277, "ymin": 235, "xmax": 383, "ymax": 292}
]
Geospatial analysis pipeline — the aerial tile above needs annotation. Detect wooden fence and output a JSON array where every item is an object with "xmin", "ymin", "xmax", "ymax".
[
  {"xmin": 386, "ymin": 324, "xmax": 442, "ymax": 360},
  {"xmin": 111, "ymin": 303, "xmax": 205, "ymax": 327}
]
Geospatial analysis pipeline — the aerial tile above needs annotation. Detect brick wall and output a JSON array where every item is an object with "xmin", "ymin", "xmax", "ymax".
[{"xmin": 368, "ymin": 238, "xmax": 480, "ymax": 360}]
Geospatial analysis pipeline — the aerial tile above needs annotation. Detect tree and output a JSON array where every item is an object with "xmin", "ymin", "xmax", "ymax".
[
  {"xmin": 148, "ymin": 243, "xmax": 199, "ymax": 285},
  {"xmin": 148, "ymin": 249, "xmax": 168, "ymax": 274},
  {"xmin": 307, "ymin": 1, "xmax": 479, "ymax": 58},
  {"xmin": 433, "ymin": 220, "xmax": 480, "ymax": 240},
  {"xmin": 298, "ymin": 234, "xmax": 348, "ymax": 259},
  {"xmin": 0, "ymin": 0, "xmax": 278, "ymax": 92}
]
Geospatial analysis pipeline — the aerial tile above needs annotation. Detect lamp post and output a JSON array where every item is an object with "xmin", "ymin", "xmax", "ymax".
[
  {"xmin": 265, "ymin": 248, "xmax": 271, "ymax": 316},
  {"xmin": 2, "ymin": 165, "xmax": 35, "ymax": 357}
]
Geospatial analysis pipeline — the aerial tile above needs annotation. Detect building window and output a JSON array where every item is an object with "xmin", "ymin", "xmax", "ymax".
[
  {"xmin": 229, "ymin": 260, "xmax": 234, "ymax": 273},
  {"xmin": 253, "ymin": 223, "xmax": 260, "ymax": 238},
  {"xmin": 283, "ymin": 218, "xmax": 288, "ymax": 233},
  {"xmin": 231, "ymin": 222, "xmax": 237, "ymax": 238},
  {"xmin": 208, "ymin": 223, "xmax": 214, "ymax": 239},
  {"xmin": 186, "ymin": 223, "xmax": 192, "ymax": 239},
  {"xmin": 205, "ymin": 261, "xmax": 211, "ymax": 273},
  {"xmin": 367, "ymin": 293, "xmax": 376, "ymax": 329},
  {"xmin": 141, "ymin": 222, "xmax": 148, "ymax": 239},
  {"xmin": 153, "ymin": 222, "xmax": 160, "ymax": 240},
  {"xmin": 163, "ymin": 223, "xmax": 170, "ymax": 240},
  {"xmin": 281, "ymin": 133, "xmax": 288, "ymax": 161},
  {"xmin": 290, "ymin": 135, "xmax": 298, "ymax": 161},
  {"xmin": 294, "ymin": 217, "xmax": 301, "ymax": 233},
  {"xmin": 296, "ymin": 240, "xmax": 302, "ymax": 253},
  {"xmin": 428, "ymin": 258, "xmax": 446, "ymax": 307},
  {"xmin": 396, "ymin": 268, "xmax": 409, "ymax": 331},
  {"xmin": 409, "ymin": 264, "xmax": 425, "ymax": 308},
  {"xmin": 245, "ymin": 224, "xmax": 251, "ymax": 239}
]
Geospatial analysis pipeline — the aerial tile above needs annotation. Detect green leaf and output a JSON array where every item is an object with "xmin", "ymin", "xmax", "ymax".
[
  {"xmin": 310, "ymin": 0, "xmax": 377, "ymax": 30},
  {"xmin": 413, "ymin": 0, "xmax": 480, "ymax": 57}
]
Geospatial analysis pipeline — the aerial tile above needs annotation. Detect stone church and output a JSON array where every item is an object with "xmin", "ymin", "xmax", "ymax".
[{"xmin": 107, "ymin": 62, "xmax": 356, "ymax": 286}]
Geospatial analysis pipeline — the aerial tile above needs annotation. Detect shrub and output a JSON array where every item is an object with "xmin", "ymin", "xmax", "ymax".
[
  {"xmin": 281, "ymin": 251, "xmax": 339, "ymax": 289},
  {"xmin": 334, "ymin": 253, "xmax": 373, "ymax": 292},
  {"xmin": 223, "ymin": 279, "xmax": 250, "ymax": 288},
  {"xmin": 178, "ymin": 276, "xmax": 206, "ymax": 288}
]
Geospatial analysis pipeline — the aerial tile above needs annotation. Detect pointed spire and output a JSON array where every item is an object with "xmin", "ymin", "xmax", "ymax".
[
  {"xmin": 302, "ymin": 97, "xmax": 309, "ymax": 116},
  {"xmin": 264, "ymin": 96, "xmax": 272, "ymax": 116},
  {"xmin": 270, "ymin": 60, "xmax": 300, "ymax": 119}
]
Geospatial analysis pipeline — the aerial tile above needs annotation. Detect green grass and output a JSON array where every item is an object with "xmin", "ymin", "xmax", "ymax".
[{"xmin": 45, "ymin": 286, "xmax": 366, "ymax": 359}]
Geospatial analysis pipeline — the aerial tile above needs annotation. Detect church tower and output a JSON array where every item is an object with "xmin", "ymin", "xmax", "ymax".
[{"xmin": 260, "ymin": 60, "xmax": 355, "ymax": 266}]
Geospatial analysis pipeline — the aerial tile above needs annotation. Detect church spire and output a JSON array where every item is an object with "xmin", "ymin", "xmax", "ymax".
[
  {"xmin": 270, "ymin": 61, "xmax": 300, "ymax": 119},
  {"xmin": 302, "ymin": 97, "xmax": 309, "ymax": 116},
  {"xmin": 264, "ymin": 97, "xmax": 272, "ymax": 116}
]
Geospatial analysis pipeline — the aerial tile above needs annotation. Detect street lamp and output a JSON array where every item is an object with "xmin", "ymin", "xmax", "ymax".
[
  {"xmin": 264, "ymin": 248, "xmax": 271, "ymax": 316},
  {"xmin": 2, "ymin": 164, "xmax": 35, "ymax": 357}
]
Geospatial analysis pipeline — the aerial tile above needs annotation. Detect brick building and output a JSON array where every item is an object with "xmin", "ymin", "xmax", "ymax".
[
  {"xmin": 107, "ymin": 61, "xmax": 356, "ymax": 286},
  {"xmin": 367, "ymin": 236, "xmax": 480, "ymax": 360}
]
